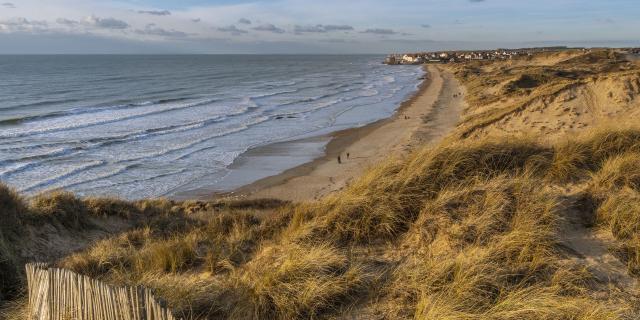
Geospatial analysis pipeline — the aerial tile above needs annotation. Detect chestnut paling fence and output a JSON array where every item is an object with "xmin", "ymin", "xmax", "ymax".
[{"xmin": 26, "ymin": 263, "xmax": 177, "ymax": 320}]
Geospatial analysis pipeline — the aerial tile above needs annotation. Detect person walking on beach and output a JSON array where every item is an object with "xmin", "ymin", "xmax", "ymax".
[
  {"xmin": 338, "ymin": 156, "xmax": 342, "ymax": 164},
  {"xmin": 347, "ymin": 152, "xmax": 350, "ymax": 159}
]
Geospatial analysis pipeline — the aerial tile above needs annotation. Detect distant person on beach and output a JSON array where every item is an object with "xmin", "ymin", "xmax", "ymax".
[
  {"xmin": 347, "ymin": 152, "xmax": 350, "ymax": 159},
  {"xmin": 338, "ymin": 156, "xmax": 342, "ymax": 164}
]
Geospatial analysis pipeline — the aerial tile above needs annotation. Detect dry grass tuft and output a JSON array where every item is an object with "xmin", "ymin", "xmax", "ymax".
[
  {"xmin": 592, "ymin": 189, "xmax": 640, "ymax": 275},
  {"xmin": 85, "ymin": 197, "xmax": 141, "ymax": 218},
  {"xmin": 232, "ymin": 243, "xmax": 372, "ymax": 319},
  {"xmin": 549, "ymin": 127, "xmax": 640, "ymax": 182},
  {"xmin": 596, "ymin": 189, "xmax": 640, "ymax": 241},
  {"xmin": 401, "ymin": 138, "xmax": 552, "ymax": 193},
  {"xmin": 28, "ymin": 190, "xmax": 91, "ymax": 228},
  {"xmin": 567, "ymin": 128, "xmax": 640, "ymax": 278},
  {"xmin": 0, "ymin": 185, "xmax": 26, "ymax": 300},
  {"xmin": 380, "ymin": 175, "xmax": 596, "ymax": 319},
  {"xmin": 269, "ymin": 158, "xmax": 411, "ymax": 245},
  {"xmin": 590, "ymin": 152, "xmax": 640, "ymax": 198}
]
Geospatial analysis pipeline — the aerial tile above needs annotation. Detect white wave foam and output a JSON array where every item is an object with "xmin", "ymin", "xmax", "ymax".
[
  {"xmin": 0, "ymin": 98, "xmax": 220, "ymax": 139},
  {"xmin": 19, "ymin": 160, "xmax": 106, "ymax": 193}
]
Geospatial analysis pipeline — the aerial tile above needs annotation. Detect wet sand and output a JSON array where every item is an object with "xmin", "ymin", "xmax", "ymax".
[{"xmin": 205, "ymin": 65, "xmax": 466, "ymax": 202}]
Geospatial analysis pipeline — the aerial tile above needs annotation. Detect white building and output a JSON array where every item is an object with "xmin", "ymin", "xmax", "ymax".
[{"xmin": 402, "ymin": 54, "xmax": 417, "ymax": 63}]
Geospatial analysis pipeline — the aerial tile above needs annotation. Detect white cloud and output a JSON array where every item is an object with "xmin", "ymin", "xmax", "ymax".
[
  {"xmin": 217, "ymin": 25, "xmax": 248, "ymax": 35},
  {"xmin": 323, "ymin": 25, "xmax": 354, "ymax": 32},
  {"xmin": 361, "ymin": 28, "xmax": 397, "ymax": 35},
  {"xmin": 0, "ymin": 0, "xmax": 410, "ymax": 46},
  {"xmin": 294, "ymin": 24, "xmax": 354, "ymax": 34},
  {"xmin": 135, "ymin": 24, "xmax": 188, "ymax": 38},
  {"xmin": 294, "ymin": 24, "xmax": 325, "ymax": 33},
  {"xmin": 137, "ymin": 10, "xmax": 171, "ymax": 16},
  {"xmin": 56, "ymin": 18, "xmax": 79, "ymax": 26},
  {"xmin": 84, "ymin": 15, "xmax": 128, "ymax": 29},
  {"xmin": 252, "ymin": 23, "xmax": 285, "ymax": 34},
  {"xmin": 0, "ymin": 17, "xmax": 48, "ymax": 33}
]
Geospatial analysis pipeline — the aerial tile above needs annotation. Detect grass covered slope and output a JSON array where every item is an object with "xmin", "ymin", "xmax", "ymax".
[
  {"xmin": 5, "ymin": 127, "xmax": 635, "ymax": 319},
  {"xmin": 0, "ymin": 189, "xmax": 280, "ymax": 305},
  {"xmin": 3, "ymin": 49, "xmax": 640, "ymax": 319}
]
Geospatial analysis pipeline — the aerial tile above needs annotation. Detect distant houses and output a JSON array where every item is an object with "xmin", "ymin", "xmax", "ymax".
[
  {"xmin": 384, "ymin": 46, "xmax": 575, "ymax": 65},
  {"xmin": 402, "ymin": 54, "xmax": 422, "ymax": 64}
]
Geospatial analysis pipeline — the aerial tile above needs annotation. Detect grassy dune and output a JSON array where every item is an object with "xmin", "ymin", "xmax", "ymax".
[
  {"xmin": 2, "ymin": 49, "xmax": 640, "ymax": 319},
  {"xmin": 452, "ymin": 50, "xmax": 640, "ymax": 140}
]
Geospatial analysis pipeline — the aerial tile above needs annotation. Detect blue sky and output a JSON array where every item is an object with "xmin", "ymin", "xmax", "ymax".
[{"xmin": 0, "ymin": 0, "xmax": 638, "ymax": 53}]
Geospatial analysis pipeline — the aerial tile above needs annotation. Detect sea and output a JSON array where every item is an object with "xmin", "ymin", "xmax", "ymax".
[{"xmin": 0, "ymin": 55, "xmax": 423, "ymax": 199}]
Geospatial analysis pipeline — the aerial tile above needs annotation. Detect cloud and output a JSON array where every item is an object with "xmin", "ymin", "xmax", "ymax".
[
  {"xmin": 294, "ymin": 24, "xmax": 354, "ymax": 34},
  {"xmin": 0, "ymin": 0, "xmax": 637, "ymax": 55},
  {"xmin": 294, "ymin": 24, "xmax": 325, "ymax": 33},
  {"xmin": 0, "ymin": 17, "xmax": 47, "ymax": 33},
  {"xmin": 137, "ymin": 10, "xmax": 171, "ymax": 16},
  {"xmin": 319, "ymin": 38, "xmax": 357, "ymax": 43},
  {"xmin": 84, "ymin": 16, "xmax": 129, "ymax": 29},
  {"xmin": 361, "ymin": 28, "xmax": 397, "ymax": 35},
  {"xmin": 56, "ymin": 18, "xmax": 79, "ymax": 26},
  {"xmin": 323, "ymin": 25, "xmax": 354, "ymax": 32},
  {"xmin": 1, "ymin": 2, "xmax": 15, "ymax": 8},
  {"xmin": 252, "ymin": 23, "xmax": 285, "ymax": 34},
  {"xmin": 217, "ymin": 25, "xmax": 248, "ymax": 35},
  {"xmin": 135, "ymin": 24, "xmax": 188, "ymax": 38}
]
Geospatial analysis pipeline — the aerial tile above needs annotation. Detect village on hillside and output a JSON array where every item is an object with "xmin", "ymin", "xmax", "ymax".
[{"xmin": 384, "ymin": 47, "xmax": 640, "ymax": 65}]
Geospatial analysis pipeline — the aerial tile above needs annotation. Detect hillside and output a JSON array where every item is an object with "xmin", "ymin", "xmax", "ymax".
[
  {"xmin": 452, "ymin": 49, "xmax": 640, "ymax": 140},
  {"xmin": 2, "ymin": 49, "xmax": 640, "ymax": 319}
]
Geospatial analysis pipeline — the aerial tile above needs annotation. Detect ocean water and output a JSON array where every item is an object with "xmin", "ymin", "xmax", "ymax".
[{"xmin": 0, "ymin": 55, "xmax": 423, "ymax": 199}]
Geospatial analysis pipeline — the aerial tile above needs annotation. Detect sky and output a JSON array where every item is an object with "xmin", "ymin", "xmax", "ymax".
[{"xmin": 0, "ymin": 0, "xmax": 639, "ymax": 54}]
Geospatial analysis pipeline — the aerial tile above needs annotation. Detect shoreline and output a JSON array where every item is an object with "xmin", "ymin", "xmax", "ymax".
[{"xmin": 175, "ymin": 65, "xmax": 464, "ymax": 202}]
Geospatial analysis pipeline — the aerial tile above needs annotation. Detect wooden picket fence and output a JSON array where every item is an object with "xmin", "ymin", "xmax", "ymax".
[{"xmin": 26, "ymin": 263, "xmax": 178, "ymax": 320}]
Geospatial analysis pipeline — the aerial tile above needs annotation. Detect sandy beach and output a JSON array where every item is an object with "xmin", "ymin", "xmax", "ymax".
[{"xmin": 219, "ymin": 65, "xmax": 466, "ymax": 201}]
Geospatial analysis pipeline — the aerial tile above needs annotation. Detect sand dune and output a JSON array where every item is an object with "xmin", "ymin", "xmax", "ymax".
[{"xmin": 452, "ymin": 50, "xmax": 640, "ymax": 141}]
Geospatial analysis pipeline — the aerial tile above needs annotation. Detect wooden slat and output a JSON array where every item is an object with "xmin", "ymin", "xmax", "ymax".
[{"xmin": 25, "ymin": 263, "xmax": 178, "ymax": 320}]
